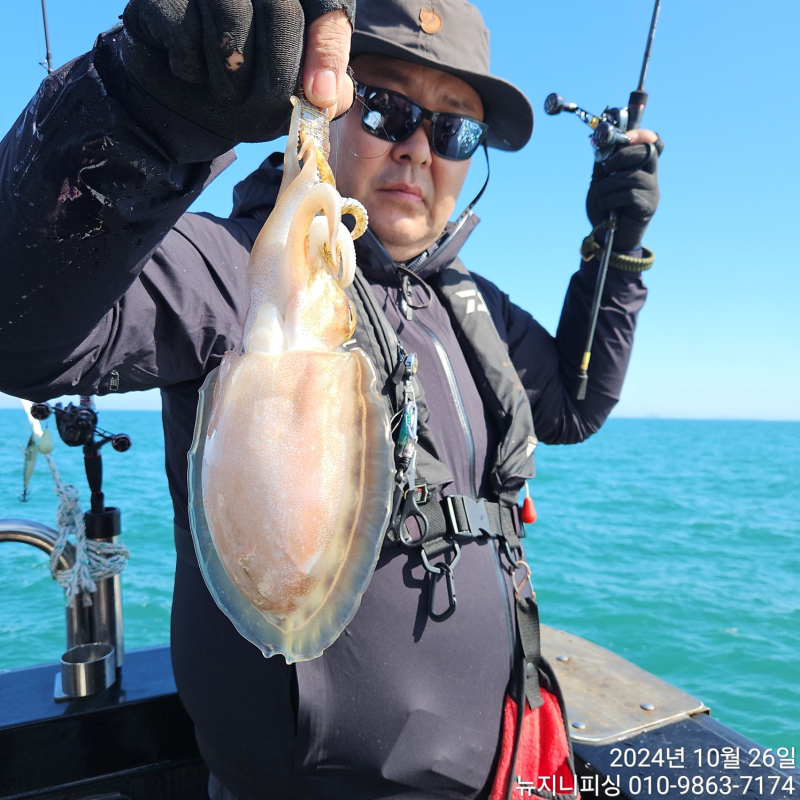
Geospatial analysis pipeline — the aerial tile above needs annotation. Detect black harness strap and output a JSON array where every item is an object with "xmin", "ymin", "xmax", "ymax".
[
  {"xmin": 516, "ymin": 596, "xmax": 544, "ymax": 712},
  {"xmin": 383, "ymin": 492, "xmax": 526, "ymax": 627},
  {"xmin": 430, "ymin": 259, "xmax": 537, "ymax": 506},
  {"xmin": 384, "ymin": 494, "xmax": 522, "ymax": 548}
]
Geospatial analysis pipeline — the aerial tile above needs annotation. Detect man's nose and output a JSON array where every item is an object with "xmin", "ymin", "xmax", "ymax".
[{"xmin": 392, "ymin": 122, "xmax": 433, "ymax": 167}]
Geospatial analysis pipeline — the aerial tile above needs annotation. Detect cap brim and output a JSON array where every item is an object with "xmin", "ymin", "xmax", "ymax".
[{"xmin": 351, "ymin": 31, "xmax": 533, "ymax": 152}]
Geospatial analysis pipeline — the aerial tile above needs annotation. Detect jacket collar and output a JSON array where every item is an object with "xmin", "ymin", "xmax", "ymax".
[
  {"xmin": 231, "ymin": 153, "xmax": 480, "ymax": 287},
  {"xmin": 354, "ymin": 214, "xmax": 479, "ymax": 287}
]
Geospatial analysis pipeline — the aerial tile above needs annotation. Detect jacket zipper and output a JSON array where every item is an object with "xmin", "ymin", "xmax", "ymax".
[
  {"xmin": 413, "ymin": 309, "xmax": 515, "ymax": 665},
  {"xmin": 396, "ymin": 259, "xmax": 515, "ymax": 664},
  {"xmin": 411, "ymin": 314, "xmax": 478, "ymax": 500}
]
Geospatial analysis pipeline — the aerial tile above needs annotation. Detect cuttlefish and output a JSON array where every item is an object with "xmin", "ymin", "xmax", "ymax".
[{"xmin": 188, "ymin": 98, "xmax": 394, "ymax": 663}]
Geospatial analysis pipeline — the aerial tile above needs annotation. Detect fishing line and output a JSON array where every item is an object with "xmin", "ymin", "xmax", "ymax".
[{"xmin": 334, "ymin": 92, "xmax": 392, "ymax": 160}]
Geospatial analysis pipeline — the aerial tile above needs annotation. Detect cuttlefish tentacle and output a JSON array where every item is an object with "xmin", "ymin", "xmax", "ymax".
[
  {"xmin": 300, "ymin": 129, "xmax": 336, "ymax": 188},
  {"xmin": 340, "ymin": 199, "xmax": 368, "ymax": 241},
  {"xmin": 283, "ymin": 180, "xmax": 356, "ymax": 350},
  {"xmin": 336, "ymin": 221, "xmax": 357, "ymax": 287},
  {"xmin": 243, "ymin": 138, "xmax": 318, "ymax": 349},
  {"xmin": 190, "ymin": 96, "xmax": 394, "ymax": 663}
]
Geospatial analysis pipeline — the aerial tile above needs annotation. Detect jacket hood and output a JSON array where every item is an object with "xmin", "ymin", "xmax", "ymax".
[{"xmin": 230, "ymin": 153, "xmax": 480, "ymax": 286}]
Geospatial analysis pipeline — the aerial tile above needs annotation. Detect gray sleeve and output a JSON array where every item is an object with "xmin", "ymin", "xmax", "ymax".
[
  {"xmin": 0, "ymin": 212, "xmax": 253, "ymax": 401},
  {"xmin": 473, "ymin": 261, "xmax": 647, "ymax": 445},
  {"xmin": 0, "ymin": 34, "xmax": 257, "ymax": 401}
]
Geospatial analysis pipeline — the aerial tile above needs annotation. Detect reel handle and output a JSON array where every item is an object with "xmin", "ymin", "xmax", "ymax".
[{"xmin": 544, "ymin": 93, "xmax": 577, "ymax": 116}]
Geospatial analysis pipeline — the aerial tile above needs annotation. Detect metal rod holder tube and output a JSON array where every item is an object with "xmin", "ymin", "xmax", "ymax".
[
  {"xmin": 89, "ymin": 570, "xmax": 124, "ymax": 670},
  {"xmin": 84, "ymin": 508, "xmax": 125, "ymax": 670}
]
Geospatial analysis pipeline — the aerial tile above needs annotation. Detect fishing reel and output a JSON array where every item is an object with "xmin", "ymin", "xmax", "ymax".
[
  {"xmin": 30, "ymin": 397, "xmax": 131, "ymax": 513},
  {"xmin": 30, "ymin": 400, "xmax": 131, "ymax": 453},
  {"xmin": 544, "ymin": 93, "xmax": 637, "ymax": 162}
]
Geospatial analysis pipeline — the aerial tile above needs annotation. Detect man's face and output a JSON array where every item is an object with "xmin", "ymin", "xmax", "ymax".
[{"xmin": 332, "ymin": 55, "xmax": 484, "ymax": 262}]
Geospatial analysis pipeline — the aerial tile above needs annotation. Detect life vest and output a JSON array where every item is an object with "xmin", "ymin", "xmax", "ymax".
[
  {"xmin": 346, "ymin": 260, "xmax": 580, "ymax": 800},
  {"xmin": 347, "ymin": 257, "xmax": 537, "ymax": 507}
]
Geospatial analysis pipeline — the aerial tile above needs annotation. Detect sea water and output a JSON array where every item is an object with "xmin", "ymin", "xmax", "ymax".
[{"xmin": 0, "ymin": 409, "xmax": 797, "ymax": 752}]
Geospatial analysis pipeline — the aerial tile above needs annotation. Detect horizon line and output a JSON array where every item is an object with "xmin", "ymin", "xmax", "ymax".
[{"xmin": 0, "ymin": 406, "xmax": 797, "ymax": 424}]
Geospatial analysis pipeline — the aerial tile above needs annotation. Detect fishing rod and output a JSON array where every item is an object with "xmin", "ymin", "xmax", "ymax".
[
  {"xmin": 545, "ymin": 0, "xmax": 662, "ymax": 401},
  {"xmin": 40, "ymin": 0, "xmax": 53, "ymax": 74}
]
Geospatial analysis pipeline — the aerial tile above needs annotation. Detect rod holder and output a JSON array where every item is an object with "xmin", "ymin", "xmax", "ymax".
[
  {"xmin": 84, "ymin": 507, "xmax": 125, "ymax": 671},
  {"xmin": 57, "ymin": 643, "xmax": 116, "ymax": 700},
  {"xmin": 0, "ymin": 520, "xmax": 93, "ymax": 652}
]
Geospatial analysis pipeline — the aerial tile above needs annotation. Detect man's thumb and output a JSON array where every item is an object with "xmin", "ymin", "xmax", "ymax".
[{"xmin": 302, "ymin": 9, "xmax": 353, "ymax": 116}]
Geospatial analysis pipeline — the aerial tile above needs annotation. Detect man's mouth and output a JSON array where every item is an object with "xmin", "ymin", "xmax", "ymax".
[{"xmin": 379, "ymin": 183, "xmax": 424, "ymax": 204}]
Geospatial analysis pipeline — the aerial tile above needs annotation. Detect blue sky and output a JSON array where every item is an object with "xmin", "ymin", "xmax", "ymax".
[{"xmin": 1, "ymin": 0, "xmax": 797, "ymax": 419}]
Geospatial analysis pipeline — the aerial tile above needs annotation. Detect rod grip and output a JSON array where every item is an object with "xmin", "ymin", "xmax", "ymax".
[
  {"xmin": 627, "ymin": 89, "xmax": 648, "ymax": 130},
  {"xmin": 84, "ymin": 451, "xmax": 103, "ymax": 496}
]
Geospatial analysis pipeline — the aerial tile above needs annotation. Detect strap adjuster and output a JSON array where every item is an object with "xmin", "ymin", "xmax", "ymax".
[{"xmin": 445, "ymin": 496, "xmax": 494, "ymax": 539}]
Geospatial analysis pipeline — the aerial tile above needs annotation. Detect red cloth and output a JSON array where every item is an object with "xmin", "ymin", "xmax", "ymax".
[{"xmin": 490, "ymin": 688, "xmax": 578, "ymax": 799}]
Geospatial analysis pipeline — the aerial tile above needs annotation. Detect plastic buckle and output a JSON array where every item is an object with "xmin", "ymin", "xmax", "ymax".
[{"xmin": 445, "ymin": 496, "xmax": 493, "ymax": 539}]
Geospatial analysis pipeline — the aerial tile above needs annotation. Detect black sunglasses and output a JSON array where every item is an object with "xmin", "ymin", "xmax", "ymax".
[{"xmin": 356, "ymin": 83, "xmax": 488, "ymax": 162}]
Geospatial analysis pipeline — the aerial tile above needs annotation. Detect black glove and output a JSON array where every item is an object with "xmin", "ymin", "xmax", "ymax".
[
  {"xmin": 120, "ymin": 0, "xmax": 354, "ymax": 143},
  {"xmin": 586, "ymin": 137, "xmax": 664, "ymax": 253}
]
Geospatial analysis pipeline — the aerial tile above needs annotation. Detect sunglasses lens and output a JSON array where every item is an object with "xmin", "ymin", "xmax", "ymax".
[
  {"xmin": 360, "ymin": 86, "xmax": 486, "ymax": 161},
  {"xmin": 362, "ymin": 89, "xmax": 422, "ymax": 142},
  {"xmin": 432, "ymin": 115, "xmax": 485, "ymax": 160}
]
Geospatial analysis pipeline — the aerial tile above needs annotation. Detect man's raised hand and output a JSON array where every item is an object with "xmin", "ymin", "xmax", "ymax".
[
  {"xmin": 586, "ymin": 130, "xmax": 664, "ymax": 254},
  {"xmin": 120, "ymin": 0, "xmax": 354, "ymax": 143}
]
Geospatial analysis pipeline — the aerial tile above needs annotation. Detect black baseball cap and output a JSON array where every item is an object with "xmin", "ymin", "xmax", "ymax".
[{"xmin": 350, "ymin": 0, "xmax": 533, "ymax": 151}]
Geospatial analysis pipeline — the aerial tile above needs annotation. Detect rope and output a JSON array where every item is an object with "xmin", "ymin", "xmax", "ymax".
[{"xmin": 20, "ymin": 400, "xmax": 130, "ymax": 607}]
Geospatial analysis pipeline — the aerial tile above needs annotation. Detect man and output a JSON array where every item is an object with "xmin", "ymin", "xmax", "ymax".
[{"xmin": 0, "ymin": 0, "xmax": 661, "ymax": 797}]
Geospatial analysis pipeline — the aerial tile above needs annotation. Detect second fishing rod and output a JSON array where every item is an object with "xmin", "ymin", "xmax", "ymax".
[{"xmin": 546, "ymin": 0, "xmax": 662, "ymax": 401}]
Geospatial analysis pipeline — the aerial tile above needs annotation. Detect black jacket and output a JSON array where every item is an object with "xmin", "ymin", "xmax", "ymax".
[{"xmin": 0, "ymin": 31, "xmax": 647, "ymax": 800}]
